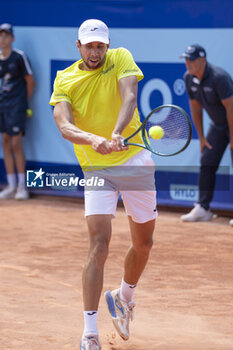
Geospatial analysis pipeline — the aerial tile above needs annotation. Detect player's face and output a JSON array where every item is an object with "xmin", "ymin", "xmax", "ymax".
[
  {"xmin": 185, "ymin": 58, "xmax": 206, "ymax": 78},
  {"xmin": 77, "ymin": 41, "xmax": 109, "ymax": 71},
  {"xmin": 0, "ymin": 31, "xmax": 14, "ymax": 50}
]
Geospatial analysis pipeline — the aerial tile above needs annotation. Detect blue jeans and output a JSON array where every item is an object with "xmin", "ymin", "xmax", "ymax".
[{"xmin": 198, "ymin": 123, "xmax": 232, "ymax": 210}]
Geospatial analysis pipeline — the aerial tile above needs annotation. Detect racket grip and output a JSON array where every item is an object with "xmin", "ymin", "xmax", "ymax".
[{"xmin": 121, "ymin": 139, "xmax": 128, "ymax": 146}]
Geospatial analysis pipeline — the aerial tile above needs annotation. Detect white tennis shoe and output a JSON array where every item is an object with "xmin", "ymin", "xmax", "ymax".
[
  {"xmin": 104, "ymin": 288, "xmax": 135, "ymax": 341},
  {"xmin": 229, "ymin": 219, "xmax": 233, "ymax": 227},
  {"xmin": 0, "ymin": 186, "xmax": 16, "ymax": 199},
  {"xmin": 15, "ymin": 187, "xmax": 29, "ymax": 200},
  {"xmin": 79, "ymin": 335, "xmax": 101, "ymax": 350},
  {"xmin": 181, "ymin": 203, "xmax": 213, "ymax": 222}
]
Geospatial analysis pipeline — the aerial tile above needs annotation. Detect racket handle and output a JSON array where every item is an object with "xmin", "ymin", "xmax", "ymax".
[{"xmin": 122, "ymin": 139, "xmax": 128, "ymax": 146}]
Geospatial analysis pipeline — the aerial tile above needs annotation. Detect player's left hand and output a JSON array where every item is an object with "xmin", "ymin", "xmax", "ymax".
[{"xmin": 111, "ymin": 132, "xmax": 129, "ymax": 152}]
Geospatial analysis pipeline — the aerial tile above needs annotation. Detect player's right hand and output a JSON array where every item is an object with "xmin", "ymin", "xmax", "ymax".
[
  {"xmin": 91, "ymin": 135, "xmax": 113, "ymax": 154},
  {"xmin": 111, "ymin": 132, "xmax": 129, "ymax": 152}
]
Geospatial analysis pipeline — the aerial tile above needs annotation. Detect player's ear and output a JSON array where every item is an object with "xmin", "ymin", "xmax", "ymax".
[{"xmin": 76, "ymin": 40, "xmax": 81, "ymax": 49}]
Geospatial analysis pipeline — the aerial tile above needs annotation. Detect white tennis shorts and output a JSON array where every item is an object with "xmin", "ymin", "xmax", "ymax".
[{"xmin": 84, "ymin": 150, "xmax": 157, "ymax": 223}]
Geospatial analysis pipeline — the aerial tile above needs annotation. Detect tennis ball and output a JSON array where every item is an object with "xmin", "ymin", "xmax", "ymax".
[
  {"xmin": 27, "ymin": 109, "xmax": 33, "ymax": 118},
  {"xmin": 149, "ymin": 125, "xmax": 164, "ymax": 139}
]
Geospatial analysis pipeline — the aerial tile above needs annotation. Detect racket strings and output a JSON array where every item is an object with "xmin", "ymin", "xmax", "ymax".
[{"xmin": 146, "ymin": 107, "xmax": 191, "ymax": 154}]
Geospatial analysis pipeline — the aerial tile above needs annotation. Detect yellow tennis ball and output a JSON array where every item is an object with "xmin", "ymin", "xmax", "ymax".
[
  {"xmin": 27, "ymin": 109, "xmax": 33, "ymax": 118},
  {"xmin": 149, "ymin": 126, "xmax": 164, "ymax": 139}
]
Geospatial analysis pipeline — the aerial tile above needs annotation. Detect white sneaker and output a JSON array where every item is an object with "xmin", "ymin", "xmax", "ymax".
[
  {"xmin": 181, "ymin": 203, "xmax": 213, "ymax": 222},
  {"xmin": 104, "ymin": 288, "xmax": 135, "ymax": 341},
  {"xmin": 0, "ymin": 186, "xmax": 16, "ymax": 199},
  {"xmin": 229, "ymin": 219, "xmax": 233, "ymax": 227},
  {"xmin": 80, "ymin": 335, "xmax": 101, "ymax": 350},
  {"xmin": 15, "ymin": 187, "xmax": 29, "ymax": 200}
]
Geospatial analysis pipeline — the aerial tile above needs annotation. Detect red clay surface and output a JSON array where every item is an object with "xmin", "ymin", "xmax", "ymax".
[{"xmin": 0, "ymin": 196, "xmax": 233, "ymax": 350}]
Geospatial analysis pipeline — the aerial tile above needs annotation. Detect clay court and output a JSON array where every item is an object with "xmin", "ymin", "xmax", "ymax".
[{"xmin": 0, "ymin": 196, "xmax": 233, "ymax": 350}]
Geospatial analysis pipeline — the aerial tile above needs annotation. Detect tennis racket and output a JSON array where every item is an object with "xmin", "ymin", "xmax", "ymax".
[{"xmin": 123, "ymin": 104, "xmax": 192, "ymax": 156}]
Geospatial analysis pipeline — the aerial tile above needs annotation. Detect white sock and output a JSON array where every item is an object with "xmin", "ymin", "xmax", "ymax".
[
  {"xmin": 83, "ymin": 311, "xmax": 98, "ymax": 336},
  {"xmin": 18, "ymin": 173, "xmax": 26, "ymax": 188},
  {"xmin": 7, "ymin": 174, "xmax": 17, "ymax": 189},
  {"xmin": 120, "ymin": 278, "xmax": 137, "ymax": 302}
]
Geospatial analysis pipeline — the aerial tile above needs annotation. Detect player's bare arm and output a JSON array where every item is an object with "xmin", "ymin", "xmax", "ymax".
[
  {"xmin": 221, "ymin": 95, "xmax": 233, "ymax": 149},
  {"xmin": 189, "ymin": 98, "xmax": 212, "ymax": 151},
  {"xmin": 54, "ymin": 101, "xmax": 113, "ymax": 154},
  {"xmin": 25, "ymin": 74, "xmax": 35, "ymax": 99},
  {"xmin": 111, "ymin": 75, "xmax": 138, "ymax": 151}
]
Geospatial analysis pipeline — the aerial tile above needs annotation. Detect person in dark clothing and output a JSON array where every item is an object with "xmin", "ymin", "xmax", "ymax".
[
  {"xmin": 0, "ymin": 23, "xmax": 35, "ymax": 200},
  {"xmin": 180, "ymin": 44, "xmax": 233, "ymax": 226}
]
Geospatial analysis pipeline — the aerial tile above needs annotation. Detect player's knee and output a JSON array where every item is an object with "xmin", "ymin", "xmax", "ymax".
[
  {"xmin": 134, "ymin": 237, "xmax": 154, "ymax": 254},
  {"xmin": 1, "ymin": 134, "xmax": 11, "ymax": 151},
  {"xmin": 11, "ymin": 136, "xmax": 23, "ymax": 153},
  {"xmin": 143, "ymin": 238, "xmax": 154, "ymax": 252}
]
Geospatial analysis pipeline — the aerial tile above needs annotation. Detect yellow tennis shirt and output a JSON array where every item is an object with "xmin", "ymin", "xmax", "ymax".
[{"xmin": 50, "ymin": 47, "xmax": 144, "ymax": 168}]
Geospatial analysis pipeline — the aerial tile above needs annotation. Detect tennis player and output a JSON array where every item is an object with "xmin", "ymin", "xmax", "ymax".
[{"xmin": 50, "ymin": 19, "xmax": 157, "ymax": 350}]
